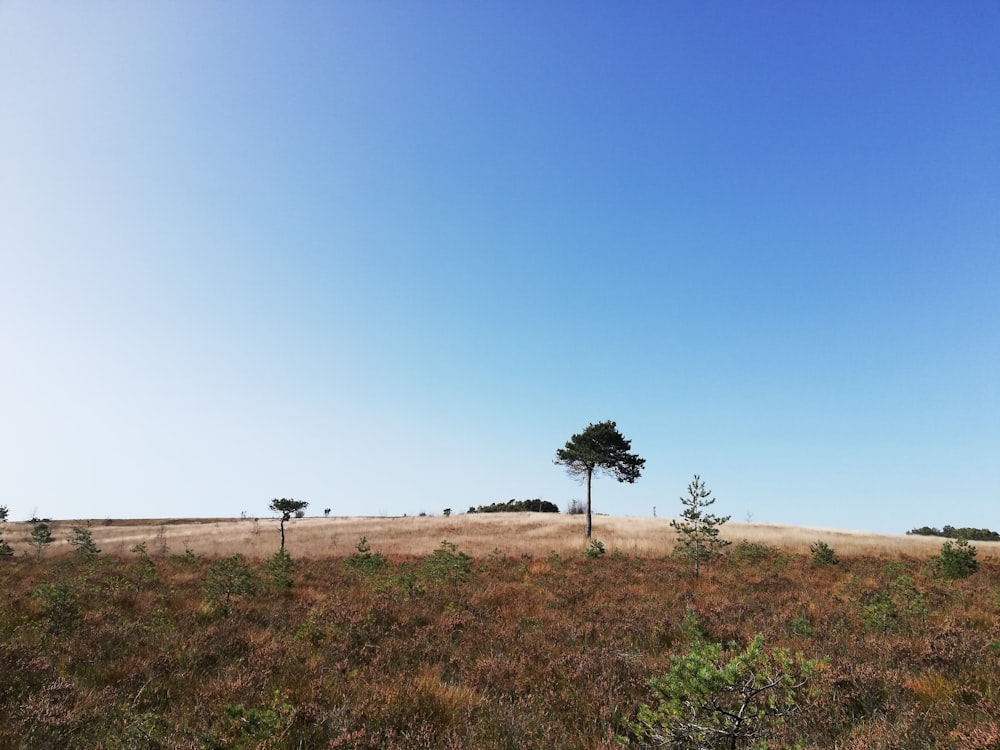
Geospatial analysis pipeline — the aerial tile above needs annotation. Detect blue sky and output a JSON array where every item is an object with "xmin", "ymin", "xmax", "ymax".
[{"xmin": 2, "ymin": 2, "xmax": 998, "ymax": 534}]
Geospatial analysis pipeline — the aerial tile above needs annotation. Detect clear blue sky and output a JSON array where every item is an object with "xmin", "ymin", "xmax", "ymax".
[{"xmin": 2, "ymin": 2, "xmax": 998, "ymax": 534}]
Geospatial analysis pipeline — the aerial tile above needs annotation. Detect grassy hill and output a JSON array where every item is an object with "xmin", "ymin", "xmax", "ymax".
[{"xmin": 3, "ymin": 512, "xmax": 990, "ymax": 560}]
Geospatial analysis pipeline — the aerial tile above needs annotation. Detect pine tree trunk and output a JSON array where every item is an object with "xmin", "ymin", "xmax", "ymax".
[{"xmin": 585, "ymin": 468, "xmax": 593, "ymax": 538}]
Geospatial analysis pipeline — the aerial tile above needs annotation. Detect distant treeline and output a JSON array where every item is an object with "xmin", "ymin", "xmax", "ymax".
[
  {"xmin": 907, "ymin": 525, "xmax": 1000, "ymax": 542},
  {"xmin": 467, "ymin": 499, "xmax": 560, "ymax": 514}
]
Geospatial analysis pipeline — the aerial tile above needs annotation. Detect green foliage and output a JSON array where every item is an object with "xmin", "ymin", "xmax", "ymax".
[
  {"xmin": 170, "ymin": 547, "xmax": 199, "ymax": 565},
  {"xmin": 859, "ymin": 575, "xmax": 928, "ymax": 633},
  {"xmin": 584, "ymin": 539, "xmax": 606, "ymax": 558},
  {"xmin": 131, "ymin": 543, "xmax": 159, "ymax": 589},
  {"xmin": 671, "ymin": 475, "xmax": 731, "ymax": 576},
  {"xmin": 930, "ymin": 537, "xmax": 979, "ymax": 579},
  {"xmin": 29, "ymin": 521, "xmax": 54, "ymax": 558},
  {"xmin": 468, "ymin": 498, "xmax": 560, "ymax": 513},
  {"xmin": 203, "ymin": 554, "xmax": 257, "ymax": 614},
  {"xmin": 809, "ymin": 540, "xmax": 838, "ymax": 566},
  {"xmin": 69, "ymin": 524, "xmax": 100, "ymax": 561},
  {"xmin": 907, "ymin": 525, "xmax": 1000, "ymax": 542},
  {"xmin": 344, "ymin": 536, "xmax": 389, "ymax": 577},
  {"xmin": 622, "ymin": 631, "xmax": 821, "ymax": 749},
  {"xmin": 264, "ymin": 548, "xmax": 295, "ymax": 589},
  {"xmin": 0, "ymin": 538, "xmax": 12, "ymax": 558},
  {"xmin": 0, "ymin": 504, "xmax": 8, "ymax": 522},
  {"xmin": 119, "ymin": 707, "xmax": 166, "ymax": 748},
  {"xmin": 32, "ymin": 581, "xmax": 80, "ymax": 634},
  {"xmin": 200, "ymin": 691, "xmax": 295, "ymax": 750},
  {"xmin": 418, "ymin": 540, "xmax": 471, "ymax": 585},
  {"xmin": 555, "ymin": 420, "xmax": 645, "ymax": 538},
  {"xmin": 733, "ymin": 539, "xmax": 782, "ymax": 564}
]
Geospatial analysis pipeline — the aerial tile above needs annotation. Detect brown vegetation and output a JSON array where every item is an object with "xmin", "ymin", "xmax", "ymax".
[
  {"xmin": 3, "ymin": 513, "xmax": 993, "ymax": 560},
  {"xmin": 1, "ymin": 516, "xmax": 999, "ymax": 748}
]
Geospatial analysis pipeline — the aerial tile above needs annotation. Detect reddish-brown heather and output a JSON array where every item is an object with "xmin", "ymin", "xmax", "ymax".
[{"xmin": 0, "ymin": 516, "xmax": 997, "ymax": 748}]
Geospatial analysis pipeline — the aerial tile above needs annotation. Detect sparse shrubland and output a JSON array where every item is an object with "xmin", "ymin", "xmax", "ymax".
[{"xmin": 1, "ymin": 535, "xmax": 999, "ymax": 748}]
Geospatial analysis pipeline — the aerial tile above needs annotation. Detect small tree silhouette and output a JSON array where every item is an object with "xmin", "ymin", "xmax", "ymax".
[{"xmin": 268, "ymin": 498, "xmax": 308, "ymax": 552}]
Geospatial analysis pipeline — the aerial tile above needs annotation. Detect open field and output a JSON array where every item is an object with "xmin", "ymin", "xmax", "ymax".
[
  {"xmin": 1, "ymin": 523, "xmax": 999, "ymax": 748},
  {"xmin": 5, "ymin": 513, "xmax": 997, "ymax": 560}
]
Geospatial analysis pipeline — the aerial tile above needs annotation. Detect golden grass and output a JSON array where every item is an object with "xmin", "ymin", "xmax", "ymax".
[{"xmin": 5, "ymin": 513, "xmax": 997, "ymax": 560}]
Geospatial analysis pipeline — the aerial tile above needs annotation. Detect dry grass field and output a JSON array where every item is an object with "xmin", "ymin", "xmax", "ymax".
[{"xmin": 4, "ymin": 512, "xmax": 995, "ymax": 560}]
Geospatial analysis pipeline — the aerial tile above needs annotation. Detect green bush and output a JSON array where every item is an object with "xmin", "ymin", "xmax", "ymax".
[
  {"xmin": 203, "ymin": 555, "xmax": 257, "ymax": 615},
  {"xmin": 29, "ymin": 522, "xmax": 54, "ymax": 558},
  {"xmin": 809, "ymin": 540, "xmax": 839, "ymax": 566},
  {"xmin": 622, "ymin": 631, "xmax": 821, "ymax": 748},
  {"xmin": 264, "ymin": 548, "xmax": 295, "ymax": 589},
  {"xmin": 930, "ymin": 537, "xmax": 979, "ymax": 579},
  {"xmin": 583, "ymin": 539, "xmax": 606, "ymax": 558},
  {"xmin": 68, "ymin": 524, "xmax": 100, "ymax": 561},
  {"xmin": 733, "ymin": 539, "xmax": 781, "ymax": 563},
  {"xmin": 859, "ymin": 575, "xmax": 928, "ymax": 633},
  {"xmin": 32, "ymin": 581, "xmax": 80, "ymax": 634},
  {"xmin": 418, "ymin": 540, "xmax": 471, "ymax": 585},
  {"xmin": 344, "ymin": 536, "xmax": 389, "ymax": 577}
]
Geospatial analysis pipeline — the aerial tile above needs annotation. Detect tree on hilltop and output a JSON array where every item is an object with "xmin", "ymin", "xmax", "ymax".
[
  {"xmin": 269, "ymin": 498, "xmax": 308, "ymax": 552},
  {"xmin": 554, "ymin": 420, "xmax": 645, "ymax": 538}
]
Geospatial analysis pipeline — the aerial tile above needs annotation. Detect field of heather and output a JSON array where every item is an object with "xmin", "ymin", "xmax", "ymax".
[{"xmin": 1, "ymin": 515, "xmax": 999, "ymax": 748}]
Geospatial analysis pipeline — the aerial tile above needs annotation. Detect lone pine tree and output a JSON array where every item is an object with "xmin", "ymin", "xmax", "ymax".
[{"xmin": 554, "ymin": 420, "xmax": 645, "ymax": 538}]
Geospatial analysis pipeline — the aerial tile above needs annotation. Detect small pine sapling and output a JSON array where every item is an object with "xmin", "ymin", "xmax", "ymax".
[
  {"xmin": 930, "ymin": 537, "xmax": 979, "ymax": 579},
  {"xmin": 69, "ymin": 524, "xmax": 101, "ymax": 561},
  {"xmin": 671, "ymin": 475, "xmax": 730, "ymax": 576},
  {"xmin": 622, "ymin": 631, "xmax": 821, "ymax": 748},
  {"xmin": 29, "ymin": 521, "xmax": 54, "ymax": 559},
  {"xmin": 810, "ymin": 540, "xmax": 839, "ymax": 566}
]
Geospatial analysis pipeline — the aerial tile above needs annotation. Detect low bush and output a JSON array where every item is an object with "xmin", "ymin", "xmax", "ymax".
[
  {"xmin": 930, "ymin": 537, "xmax": 979, "ymax": 579},
  {"xmin": 810, "ymin": 540, "xmax": 839, "ymax": 566}
]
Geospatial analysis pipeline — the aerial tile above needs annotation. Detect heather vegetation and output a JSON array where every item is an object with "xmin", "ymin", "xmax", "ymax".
[{"xmin": 1, "ymin": 533, "xmax": 999, "ymax": 748}]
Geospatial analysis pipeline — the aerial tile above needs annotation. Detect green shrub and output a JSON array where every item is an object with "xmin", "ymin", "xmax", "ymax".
[
  {"xmin": 344, "ymin": 536, "xmax": 389, "ymax": 577},
  {"xmin": 68, "ymin": 524, "xmax": 100, "ymax": 561},
  {"xmin": 32, "ymin": 581, "xmax": 80, "ymax": 634},
  {"xmin": 131, "ymin": 543, "xmax": 159, "ymax": 589},
  {"xmin": 418, "ymin": 540, "xmax": 471, "ymax": 585},
  {"xmin": 170, "ymin": 547, "xmax": 199, "ymax": 565},
  {"xmin": 29, "ymin": 522, "xmax": 54, "ymax": 558},
  {"xmin": 859, "ymin": 575, "xmax": 928, "ymax": 633},
  {"xmin": 622, "ymin": 632, "xmax": 821, "ymax": 748},
  {"xmin": 264, "ymin": 548, "xmax": 295, "ymax": 589},
  {"xmin": 930, "ymin": 537, "xmax": 979, "ymax": 579},
  {"xmin": 733, "ymin": 539, "xmax": 781, "ymax": 563},
  {"xmin": 584, "ymin": 539, "xmax": 606, "ymax": 558},
  {"xmin": 810, "ymin": 540, "xmax": 839, "ymax": 566},
  {"xmin": 203, "ymin": 555, "xmax": 257, "ymax": 615}
]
